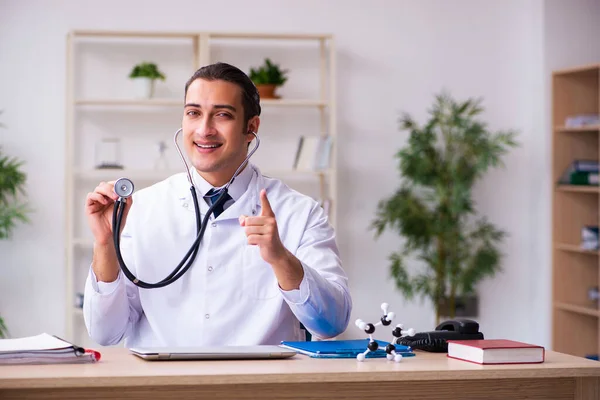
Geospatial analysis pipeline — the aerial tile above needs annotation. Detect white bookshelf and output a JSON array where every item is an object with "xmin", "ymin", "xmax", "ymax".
[{"xmin": 65, "ymin": 30, "xmax": 337, "ymax": 345}]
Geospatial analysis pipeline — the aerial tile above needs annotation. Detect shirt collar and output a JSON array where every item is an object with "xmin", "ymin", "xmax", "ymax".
[{"xmin": 190, "ymin": 162, "xmax": 254, "ymax": 202}]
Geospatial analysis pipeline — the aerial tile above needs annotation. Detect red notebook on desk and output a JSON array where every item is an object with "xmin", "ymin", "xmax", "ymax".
[{"xmin": 447, "ymin": 339, "xmax": 545, "ymax": 365}]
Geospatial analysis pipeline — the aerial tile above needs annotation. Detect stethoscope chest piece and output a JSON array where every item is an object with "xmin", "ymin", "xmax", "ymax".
[{"xmin": 115, "ymin": 178, "xmax": 134, "ymax": 199}]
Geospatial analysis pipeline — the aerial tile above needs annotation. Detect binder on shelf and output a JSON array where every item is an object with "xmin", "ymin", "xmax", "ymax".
[
  {"xmin": 0, "ymin": 333, "xmax": 101, "ymax": 365},
  {"xmin": 558, "ymin": 160, "xmax": 600, "ymax": 186},
  {"xmin": 564, "ymin": 114, "xmax": 600, "ymax": 128},
  {"xmin": 293, "ymin": 135, "xmax": 333, "ymax": 171},
  {"xmin": 581, "ymin": 226, "xmax": 599, "ymax": 251}
]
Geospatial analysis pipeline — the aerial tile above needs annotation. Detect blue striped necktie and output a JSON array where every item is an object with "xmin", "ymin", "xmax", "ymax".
[{"xmin": 206, "ymin": 188, "xmax": 232, "ymax": 218}]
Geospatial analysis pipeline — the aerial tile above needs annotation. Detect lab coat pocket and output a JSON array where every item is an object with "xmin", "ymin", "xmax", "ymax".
[{"xmin": 241, "ymin": 245, "xmax": 279, "ymax": 300}]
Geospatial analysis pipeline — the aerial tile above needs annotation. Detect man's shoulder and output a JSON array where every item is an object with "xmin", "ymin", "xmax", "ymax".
[
  {"xmin": 258, "ymin": 172, "xmax": 320, "ymax": 212},
  {"xmin": 132, "ymin": 172, "xmax": 189, "ymax": 201}
]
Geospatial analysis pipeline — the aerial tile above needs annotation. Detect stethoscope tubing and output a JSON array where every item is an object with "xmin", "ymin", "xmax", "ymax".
[{"xmin": 112, "ymin": 129, "xmax": 259, "ymax": 289}]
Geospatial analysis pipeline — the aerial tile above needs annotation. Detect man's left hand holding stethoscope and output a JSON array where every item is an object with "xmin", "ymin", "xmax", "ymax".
[{"xmin": 85, "ymin": 128, "xmax": 305, "ymax": 291}]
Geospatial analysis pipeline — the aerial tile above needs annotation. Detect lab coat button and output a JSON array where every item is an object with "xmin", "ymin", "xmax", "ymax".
[
  {"xmin": 211, "ymin": 222, "xmax": 217, "ymax": 227},
  {"xmin": 205, "ymin": 314, "xmax": 210, "ymax": 319},
  {"xmin": 208, "ymin": 266, "xmax": 213, "ymax": 272},
  {"xmin": 183, "ymin": 203, "xmax": 188, "ymax": 208}
]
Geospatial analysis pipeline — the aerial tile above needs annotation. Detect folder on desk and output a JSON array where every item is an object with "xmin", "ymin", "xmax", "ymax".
[
  {"xmin": 280, "ymin": 339, "xmax": 415, "ymax": 358},
  {"xmin": 0, "ymin": 333, "xmax": 101, "ymax": 365}
]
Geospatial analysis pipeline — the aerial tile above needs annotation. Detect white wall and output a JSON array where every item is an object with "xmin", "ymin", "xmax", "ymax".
[{"xmin": 0, "ymin": 0, "xmax": 596, "ymax": 349}]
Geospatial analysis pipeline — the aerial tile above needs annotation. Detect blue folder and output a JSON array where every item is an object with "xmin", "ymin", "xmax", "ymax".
[{"xmin": 280, "ymin": 339, "xmax": 415, "ymax": 359}]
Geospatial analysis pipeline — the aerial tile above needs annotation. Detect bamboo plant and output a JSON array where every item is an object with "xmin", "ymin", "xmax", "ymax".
[
  {"xmin": 372, "ymin": 93, "xmax": 518, "ymax": 323},
  {"xmin": 0, "ymin": 111, "xmax": 31, "ymax": 337}
]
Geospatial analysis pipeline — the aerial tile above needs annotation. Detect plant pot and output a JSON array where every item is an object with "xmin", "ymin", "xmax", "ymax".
[
  {"xmin": 132, "ymin": 77, "xmax": 155, "ymax": 99},
  {"xmin": 438, "ymin": 294, "xmax": 478, "ymax": 319},
  {"xmin": 256, "ymin": 84, "xmax": 279, "ymax": 99}
]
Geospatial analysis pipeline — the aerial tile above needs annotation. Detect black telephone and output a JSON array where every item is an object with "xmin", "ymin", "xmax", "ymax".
[{"xmin": 396, "ymin": 318, "xmax": 484, "ymax": 353}]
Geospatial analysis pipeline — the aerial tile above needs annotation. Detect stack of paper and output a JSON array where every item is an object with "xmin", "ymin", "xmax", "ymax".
[{"xmin": 0, "ymin": 333, "xmax": 100, "ymax": 365}]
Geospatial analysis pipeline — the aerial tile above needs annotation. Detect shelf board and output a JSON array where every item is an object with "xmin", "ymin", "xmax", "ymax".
[
  {"xmin": 75, "ymin": 98, "xmax": 327, "ymax": 108},
  {"xmin": 554, "ymin": 302, "xmax": 600, "ymax": 317},
  {"xmin": 555, "ymin": 185, "xmax": 600, "ymax": 193},
  {"xmin": 554, "ymin": 243, "xmax": 600, "ymax": 255},
  {"xmin": 72, "ymin": 30, "xmax": 198, "ymax": 39},
  {"xmin": 555, "ymin": 125, "xmax": 600, "ymax": 133},
  {"xmin": 71, "ymin": 30, "xmax": 331, "ymax": 41},
  {"xmin": 552, "ymin": 63, "xmax": 600, "ymax": 76},
  {"xmin": 75, "ymin": 99, "xmax": 183, "ymax": 107},
  {"xmin": 74, "ymin": 169, "xmax": 179, "ymax": 182},
  {"xmin": 260, "ymin": 99, "xmax": 327, "ymax": 108},
  {"xmin": 74, "ymin": 168, "xmax": 330, "ymax": 182},
  {"xmin": 209, "ymin": 32, "xmax": 331, "ymax": 40}
]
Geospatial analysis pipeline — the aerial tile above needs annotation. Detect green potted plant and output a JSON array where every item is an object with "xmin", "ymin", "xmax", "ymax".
[
  {"xmin": 0, "ymin": 111, "xmax": 31, "ymax": 338},
  {"xmin": 371, "ymin": 92, "xmax": 518, "ymax": 324},
  {"xmin": 128, "ymin": 61, "xmax": 166, "ymax": 99},
  {"xmin": 249, "ymin": 58, "xmax": 288, "ymax": 99}
]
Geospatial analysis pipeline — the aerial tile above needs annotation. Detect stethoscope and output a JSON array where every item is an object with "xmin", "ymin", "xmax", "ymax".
[{"xmin": 111, "ymin": 128, "xmax": 260, "ymax": 289}]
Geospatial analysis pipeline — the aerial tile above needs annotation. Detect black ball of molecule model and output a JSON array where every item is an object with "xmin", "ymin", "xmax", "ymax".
[
  {"xmin": 364, "ymin": 323, "xmax": 375, "ymax": 334},
  {"xmin": 367, "ymin": 340, "xmax": 379, "ymax": 352},
  {"xmin": 381, "ymin": 315, "xmax": 392, "ymax": 326},
  {"xmin": 385, "ymin": 343, "xmax": 403, "ymax": 363}
]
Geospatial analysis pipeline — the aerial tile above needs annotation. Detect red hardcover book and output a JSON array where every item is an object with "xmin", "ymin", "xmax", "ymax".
[{"xmin": 447, "ymin": 339, "xmax": 545, "ymax": 365}]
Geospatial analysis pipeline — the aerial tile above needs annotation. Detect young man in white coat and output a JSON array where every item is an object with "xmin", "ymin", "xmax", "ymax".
[{"xmin": 83, "ymin": 62, "xmax": 352, "ymax": 347}]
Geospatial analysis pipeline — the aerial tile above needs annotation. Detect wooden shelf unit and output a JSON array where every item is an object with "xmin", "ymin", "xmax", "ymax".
[
  {"xmin": 551, "ymin": 63, "xmax": 600, "ymax": 358},
  {"xmin": 65, "ymin": 30, "xmax": 337, "ymax": 346}
]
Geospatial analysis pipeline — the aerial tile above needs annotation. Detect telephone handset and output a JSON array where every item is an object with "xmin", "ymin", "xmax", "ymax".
[{"xmin": 396, "ymin": 318, "xmax": 484, "ymax": 353}]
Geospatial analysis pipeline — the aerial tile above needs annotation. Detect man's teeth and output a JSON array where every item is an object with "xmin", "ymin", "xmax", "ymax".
[{"xmin": 196, "ymin": 143, "xmax": 220, "ymax": 148}]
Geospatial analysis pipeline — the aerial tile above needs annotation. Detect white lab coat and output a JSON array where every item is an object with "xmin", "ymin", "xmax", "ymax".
[{"xmin": 83, "ymin": 164, "xmax": 352, "ymax": 347}]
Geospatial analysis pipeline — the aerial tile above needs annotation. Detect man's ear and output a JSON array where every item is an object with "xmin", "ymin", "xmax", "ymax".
[{"xmin": 246, "ymin": 116, "xmax": 260, "ymax": 135}]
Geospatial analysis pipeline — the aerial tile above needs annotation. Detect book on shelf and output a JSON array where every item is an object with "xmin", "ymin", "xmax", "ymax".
[
  {"xmin": 564, "ymin": 114, "xmax": 600, "ymax": 128},
  {"xmin": 558, "ymin": 160, "xmax": 600, "ymax": 186},
  {"xmin": 0, "ymin": 333, "xmax": 101, "ymax": 365},
  {"xmin": 581, "ymin": 226, "xmax": 599, "ymax": 251},
  {"xmin": 447, "ymin": 339, "xmax": 544, "ymax": 365},
  {"xmin": 293, "ymin": 135, "xmax": 332, "ymax": 171}
]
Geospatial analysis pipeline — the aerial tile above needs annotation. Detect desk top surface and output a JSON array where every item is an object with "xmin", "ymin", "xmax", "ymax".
[{"xmin": 2, "ymin": 348, "xmax": 600, "ymax": 389}]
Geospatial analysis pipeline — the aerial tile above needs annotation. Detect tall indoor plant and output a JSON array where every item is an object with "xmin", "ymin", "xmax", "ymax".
[
  {"xmin": 372, "ymin": 92, "xmax": 518, "ymax": 324},
  {"xmin": 0, "ymin": 111, "xmax": 31, "ymax": 337}
]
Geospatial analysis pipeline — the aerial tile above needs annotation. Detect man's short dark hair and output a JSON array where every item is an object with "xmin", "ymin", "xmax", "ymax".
[{"xmin": 184, "ymin": 62, "xmax": 261, "ymax": 124}]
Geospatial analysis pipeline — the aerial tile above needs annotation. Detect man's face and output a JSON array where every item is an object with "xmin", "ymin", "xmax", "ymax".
[{"xmin": 182, "ymin": 79, "xmax": 257, "ymax": 185}]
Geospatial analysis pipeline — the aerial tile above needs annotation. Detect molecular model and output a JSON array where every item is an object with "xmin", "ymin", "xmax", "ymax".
[{"xmin": 355, "ymin": 302, "xmax": 416, "ymax": 363}]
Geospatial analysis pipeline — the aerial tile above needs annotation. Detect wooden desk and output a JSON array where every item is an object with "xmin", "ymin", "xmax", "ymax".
[{"xmin": 1, "ymin": 348, "xmax": 599, "ymax": 399}]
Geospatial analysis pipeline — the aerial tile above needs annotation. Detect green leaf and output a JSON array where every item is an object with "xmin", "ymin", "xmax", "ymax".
[
  {"xmin": 129, "ymin": 62, "xmax": 166, "ymax": 80},
  {"xmin": 0, "ymin": 145, "xmax": 31, "ymax": 239},
  {"xmin": 0, "ymin": 316, "xmax": 7, "ymax": 338},
  {"xmin": 248, "ymin": 58, "xmax": 288, "ymax": 86},
  {"xmin": 389, "ymin": 252, "xmax": 414, "ymax": 299}
]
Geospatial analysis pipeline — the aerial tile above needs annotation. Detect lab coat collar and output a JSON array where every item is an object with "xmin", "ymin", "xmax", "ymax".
[
  {"xmin": 176, "ymin": 163, "xmax": 262, "ymax": 220},
  {"xmin": 190, "ymin": 162, "xmax": 254, "ymax": 203}
]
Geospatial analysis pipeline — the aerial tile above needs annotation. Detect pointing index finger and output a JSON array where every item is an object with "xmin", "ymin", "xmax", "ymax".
[{"xmin": 259, "ymin": 189, "xmax": 274, "ymax": 217}]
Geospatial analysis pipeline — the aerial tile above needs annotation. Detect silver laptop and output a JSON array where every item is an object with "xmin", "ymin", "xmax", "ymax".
[{"xmin": 129, "ymin": 345, "xmax": 297, "ymax": 361}]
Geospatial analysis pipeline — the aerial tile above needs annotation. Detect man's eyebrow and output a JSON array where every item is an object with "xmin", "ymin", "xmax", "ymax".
[{"xmin": 184, "ymin": 103, "xmax": 237, "ymax": 112}]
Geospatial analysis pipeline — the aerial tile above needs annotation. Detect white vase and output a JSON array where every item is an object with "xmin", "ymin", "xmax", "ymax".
[{"xmin": 132, "ymin": 77, "xmax": 154, "ymax": 99}]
